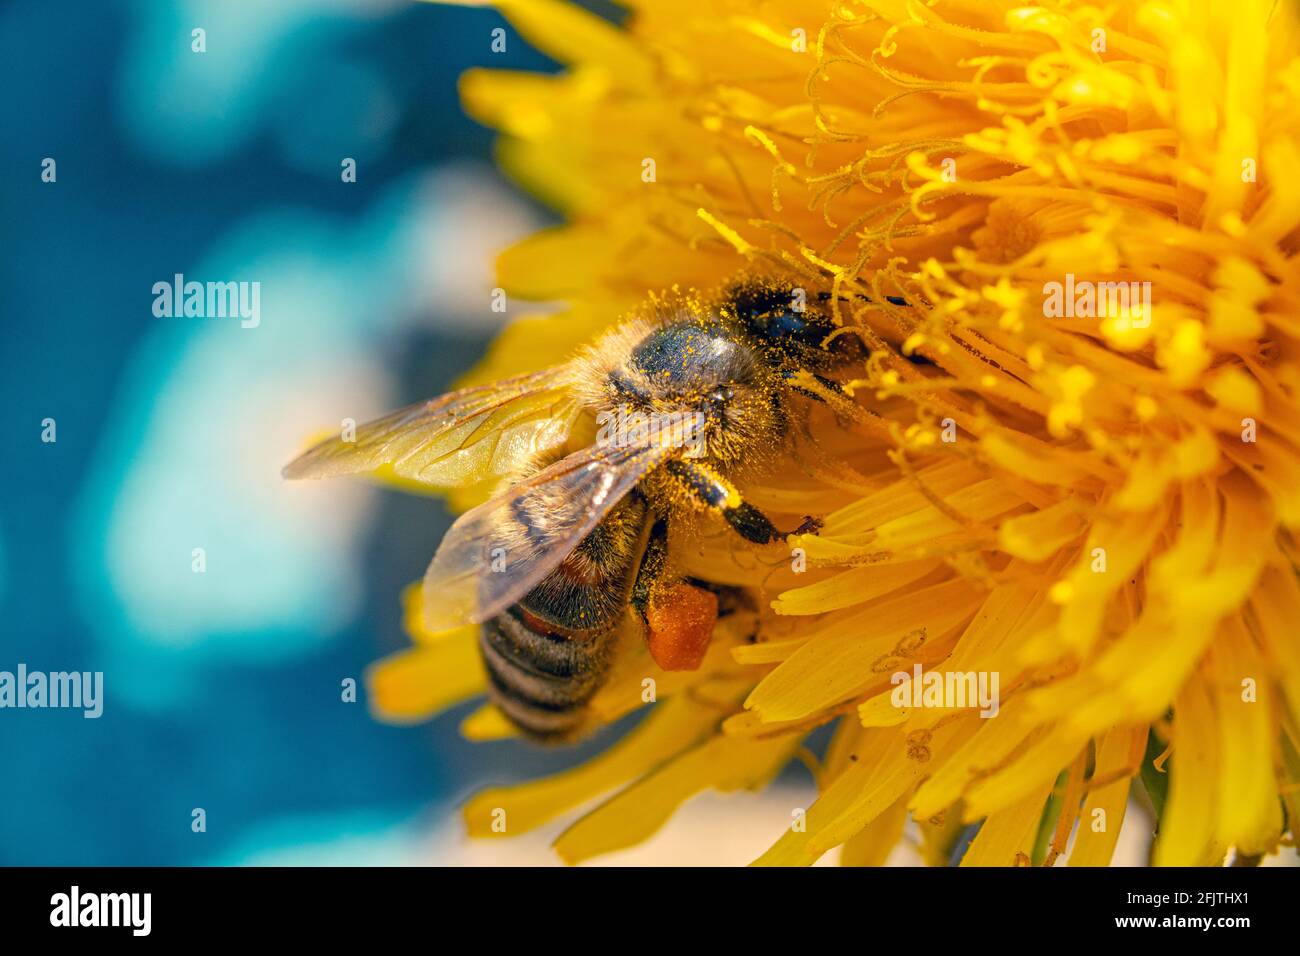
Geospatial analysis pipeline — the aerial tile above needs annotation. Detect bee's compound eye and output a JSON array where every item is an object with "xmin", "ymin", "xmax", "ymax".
[{"xmin": 708, "ymin": 386, "xmax": 734, "ymax": 406}]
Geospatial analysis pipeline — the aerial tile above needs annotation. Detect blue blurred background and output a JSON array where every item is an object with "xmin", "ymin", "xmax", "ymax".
[{"xmin": 0, "ymin": 0, "xmax": 614, "ymax": 865}]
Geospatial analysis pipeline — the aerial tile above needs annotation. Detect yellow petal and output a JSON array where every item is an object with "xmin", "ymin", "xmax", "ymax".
[
  {"xmin": 1211, "ymin": 616, "xmax": 1283, "ymax": 856},
  {"xmin": 755, "ymin": 718, "xmax": 978, "ymax": 866},
  {"xmin": 997, "ymin": 500, "xmax": 1086, "ymax": 563},
  {"xmin": 746, "ymin": 577, "xmax": 985, "ymax": 722},
  {"xmin": 496, "ymin": 225, "xmax": 618, "ymax": 300},
  {"xmin": 554, "ymin": 729, "xmax": 801, "ymax": 864},
  {"xmin": 1246, "ymin": 561, "xmax": 1300, "ymax": 732},
  {"xmin": 1153, "ymin": 666, "xmax": 1226, "ymax": 866},
  {"xmin": 460, "ymin": 703, "xmax": 517, "ymax": 741},
  {"xmin": 859, "ymin": 575, "xmax": 1048, "ymax": 729},
  {"xmin": 1022, "ymin": 500, "xmax": 1170, "ymax": 662},
  {"xmin": 464, "ymin": 685, "xmax": 744, "ymax": 839},
  {"xmin": 770, "ymin": 558, "xmax": 940, "ymax": 616},
  {"xmin": 959, "ymin": 777, "xmax": 1055, "ymax": 867},
  {"xmin": 909, "ymin": 695, "xmax": 1041, "ymax": 819},
  {"xmin": 840, "ymin": 793, "xmax": 910, "ymax": 867},
  {"xmin": 1066, "ymin": 726, "xmax": 1145, "ymax": 866},
  {"xmin": 365, "ymin": 632, "xmax": 484, "ymax": 724}
]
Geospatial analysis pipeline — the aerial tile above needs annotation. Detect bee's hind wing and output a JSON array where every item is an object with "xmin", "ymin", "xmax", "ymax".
[
  {"xmin": 421, "ymin": 440, "xmax": 676, "ymax": 634},
  {"xmin": 282, "ymin": 365, "xmax": 580, "ymax": 489}
]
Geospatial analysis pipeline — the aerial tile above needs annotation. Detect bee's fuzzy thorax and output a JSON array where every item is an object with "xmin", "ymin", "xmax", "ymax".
[{"xmin": 569, "ymin": 289, "xmax": 795, "ymax": 475}]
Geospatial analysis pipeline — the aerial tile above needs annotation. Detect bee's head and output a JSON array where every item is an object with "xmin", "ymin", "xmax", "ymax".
[{"xmin": 723, "ymin": 278, "xmax": 866, "ymax": 369}]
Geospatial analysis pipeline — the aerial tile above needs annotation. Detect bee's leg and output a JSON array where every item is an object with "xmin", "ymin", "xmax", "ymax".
[
  {"xmin": 631, "ymin": 518, "xmax": 718, "ymax": 671},
  {"xmin": 664, "ymin": 459, "xmax": 820, "ymax": 544},
  {"xmin": 815, "ymin": 290, "xmax": 910, "ymax": 307},
  {"xmin": 630, "ymin": 518, "xmax": 670, "ymax": 621}
]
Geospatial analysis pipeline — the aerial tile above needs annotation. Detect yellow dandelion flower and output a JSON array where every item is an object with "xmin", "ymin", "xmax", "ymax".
[{"xmin": 360, "ymin": 0, "xmax": 1300, "ymax": 865}]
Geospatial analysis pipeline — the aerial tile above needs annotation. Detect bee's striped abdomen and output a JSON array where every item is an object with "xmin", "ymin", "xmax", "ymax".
[
  {"xmin": 479, "ymin": 611, "xmax": 617, "ymax": 740},
  {"xmin": 480, "ymin": 493, "xmax": 650, "ymax": 742}
]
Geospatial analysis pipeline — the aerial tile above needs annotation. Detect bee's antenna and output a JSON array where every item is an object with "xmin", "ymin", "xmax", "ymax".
[{"xmin": 815, "ymin": 290, "xmax": 910, "ymax": 307}]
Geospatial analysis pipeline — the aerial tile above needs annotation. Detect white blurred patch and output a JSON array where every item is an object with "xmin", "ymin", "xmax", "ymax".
[
  {"xmin": 118, "ymin": 0, "xmax": 403, "ymax": 165},
  {"xmin": 210, "ymin": 810, "xmax": 436, "ymax": 866},
  {"xmin": 103, "ymin": 355, "xmax": 385, "ymax": 648},
  {"xmin": 409, "ymin": 166, "xmax": 553, "ymax": 324},
  {"xmin": 74, "ymin": 167, "xmax": 543, "ymax": 707}
]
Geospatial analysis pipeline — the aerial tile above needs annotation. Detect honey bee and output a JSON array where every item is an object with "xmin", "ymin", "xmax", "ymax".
[{"xmin": 283, "ymin": 278, "xmax": 875, "ymax": 742}]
